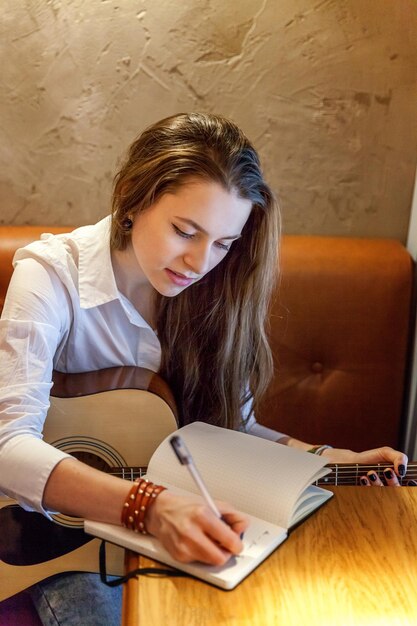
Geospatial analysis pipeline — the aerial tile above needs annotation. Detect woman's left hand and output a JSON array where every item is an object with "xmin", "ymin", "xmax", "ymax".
[{"xmin": 320, "ymin": 445, "xmax": 410, "ymax": 487}]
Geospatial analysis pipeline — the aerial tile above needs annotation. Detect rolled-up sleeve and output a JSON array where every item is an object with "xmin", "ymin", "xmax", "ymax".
[
  {"xmin": 0, "ymin": 259, "xmax": 71, "ymax": 516},
  {"xmin": 240, "ymin": 391, "xmax": 287, "ymax": 442}
]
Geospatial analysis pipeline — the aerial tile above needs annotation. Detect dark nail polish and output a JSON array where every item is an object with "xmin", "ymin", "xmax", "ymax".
[
  {"xmin": 399, "ymin": 464, "xmax": 406, "ymax": 477},
  {"xmin": 360, "ymin": 477, "xmax": 368, "ymax": 485},
  {"xmin": 369, "ymin": 472, "xmax": 378, "ymax": 482},
  {"xmin": 408, "ymin": 480, "xmax": 417, "ymax": 487},
  {"xmin": 384, "ymin": 469, "xmax": 394, "ymax": 480},
  {"xmin": 240, "ymin": 532, "xmax": 245, "ymax": 540}
]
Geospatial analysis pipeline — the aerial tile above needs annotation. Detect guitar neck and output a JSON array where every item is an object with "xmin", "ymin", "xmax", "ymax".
[
  {"xmin": 108, "ymin": 462, "xmax": 417, "ymax": 487},
  {"xmin": 318, "ymin": 462, "xmax": 417, "ymax": 486}
]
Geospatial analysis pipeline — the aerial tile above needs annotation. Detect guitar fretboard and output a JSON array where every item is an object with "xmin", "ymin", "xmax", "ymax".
[
  {"xmin": 109, "ymin": 463, "xmax": 417, "ymax": 486},
  {"xmin": 317, "ymin": 463, "xmax": 417, "ymax": 486}
]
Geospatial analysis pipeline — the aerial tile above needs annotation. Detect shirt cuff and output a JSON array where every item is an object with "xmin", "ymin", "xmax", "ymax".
[{"xmin": 0, "ymin": 435, "xmax": 71, "ymax": 518}]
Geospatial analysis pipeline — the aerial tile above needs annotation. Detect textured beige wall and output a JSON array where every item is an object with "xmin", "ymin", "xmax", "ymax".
[{"xmin": 0, "ymin": 0, "xmax": 416, "ymax": 240}]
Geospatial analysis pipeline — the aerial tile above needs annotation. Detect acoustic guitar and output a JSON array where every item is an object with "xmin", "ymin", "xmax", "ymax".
[
  {"xmin": 0, "ymin": 367, "xmax": 178, "ymax": 602},
  {"xmin": 1, "ymin": 367, "xmax": 414, "ymax": 601}
]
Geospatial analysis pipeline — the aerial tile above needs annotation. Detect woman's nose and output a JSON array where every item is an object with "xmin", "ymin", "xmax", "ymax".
[{"xmin": 183, "ymin": 244, "xmax": 211, "ymax": 275}]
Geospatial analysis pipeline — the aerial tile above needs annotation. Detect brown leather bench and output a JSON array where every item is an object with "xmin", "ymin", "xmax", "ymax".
[{"xmin": 259, "ymin": 235, "xmax": 413, "ymax": 451}]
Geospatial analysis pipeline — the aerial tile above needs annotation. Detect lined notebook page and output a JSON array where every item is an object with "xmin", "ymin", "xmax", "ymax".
[{"xmin": 146, "ymin": 422, "xmax": 330, "ymax": 529}]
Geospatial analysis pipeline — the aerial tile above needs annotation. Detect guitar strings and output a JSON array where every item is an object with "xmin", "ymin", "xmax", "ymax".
[
  {"xmin": 106, "ymin": 463, "xmax": 417, "ymax": 486},
  {"xmin": 317, "ymin": 463, "xmax": 417, "ymax": 485}
]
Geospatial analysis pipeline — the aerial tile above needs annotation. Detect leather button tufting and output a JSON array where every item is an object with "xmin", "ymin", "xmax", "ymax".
[{"xmin": 311, "ymin": 362, "xmax": 324, "ymax": 373}]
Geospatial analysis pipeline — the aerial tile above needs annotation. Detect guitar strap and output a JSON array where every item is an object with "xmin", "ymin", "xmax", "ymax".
[{"xmin": 98, "ymin": 540, "xmax": 192, "ymax": 587}]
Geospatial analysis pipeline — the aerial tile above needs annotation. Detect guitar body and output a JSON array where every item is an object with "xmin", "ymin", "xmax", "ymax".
[
  {"xmin": 0, "ymin": 501, "xmax": 123, "ymax": 602},
  {"xmin": 0, "ymin": 367, "xmax": 178, "ymax": 601}
]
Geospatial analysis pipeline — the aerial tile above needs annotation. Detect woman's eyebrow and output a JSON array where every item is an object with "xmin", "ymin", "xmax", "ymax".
[{"xmin": 174, "ymin": 217, "xmax": 241, "ymax": 240}]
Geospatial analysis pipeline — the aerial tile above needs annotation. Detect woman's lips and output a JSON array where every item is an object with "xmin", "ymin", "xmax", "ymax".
[{"xmin": 165, "ymin": 268, "xmax": 195, "ymax": 287}]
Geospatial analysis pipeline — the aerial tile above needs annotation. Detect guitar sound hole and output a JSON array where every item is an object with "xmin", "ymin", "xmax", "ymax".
[
  {"xmin": 71, "ymin": 451, "xmax": 111, "ymax": 472},
  {"xmin": 0, "ymin": 505, "xmax": 91, "ymax": 566}
]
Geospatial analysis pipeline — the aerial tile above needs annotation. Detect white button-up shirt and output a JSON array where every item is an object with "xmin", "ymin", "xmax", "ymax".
[{"xmin": 0, "ymin": 216, "xmax": 284, "ymax": 515}]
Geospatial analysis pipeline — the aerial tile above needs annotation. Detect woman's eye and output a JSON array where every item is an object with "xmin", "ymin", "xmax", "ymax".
[
  {"xmin": 172, "ymin": 224, "xmax": 194, "ymax": 239},
  {"xmin": 172, "ymin": 224, "xmax": 230, "ymax": 251},
  {"xmin": 215, "ymin": 241, "xmax": 231, "ymax": 252}
]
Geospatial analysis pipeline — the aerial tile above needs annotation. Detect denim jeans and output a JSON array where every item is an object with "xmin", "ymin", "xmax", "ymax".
[{"xmin": 29, "ymin": 573, "xmax": 122, "ymax": 626}]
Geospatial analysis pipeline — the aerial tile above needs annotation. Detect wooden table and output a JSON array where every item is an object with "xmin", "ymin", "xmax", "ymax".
[{"xmin": 122, "ymin": 487, "xmax": 417, "ymax": 625}]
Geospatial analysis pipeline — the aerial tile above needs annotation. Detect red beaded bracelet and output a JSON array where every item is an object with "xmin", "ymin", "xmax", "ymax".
[
  {"xmin": 121, "ymin": 479, "xmax": 166, "ymax": 534},
  {"xmin": 121, "ymin": 478, "xmax": 143, "ymax": 528}
]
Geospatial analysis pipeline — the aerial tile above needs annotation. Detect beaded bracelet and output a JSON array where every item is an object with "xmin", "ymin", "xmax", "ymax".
[
  {"xmin": 131, "ymin": 479, "xmax": 150, "ymax": 531},
  {"xmin": 121, "ymin": 478, "xmax": 148, "ymax": 529},
  {"xmin": 307, "ymin": 444, "xmax": 333, "ymax": 456},
  {"xmin": 135, "ymin": 481, "xmax": 155, "ymax": 533},
  {"xmin": 143, "ymin": 485, "xmax": 165, "ymax": 534},
  {"xmin": 121, "ymin": 479, "xmax": 166, "ymax": 534}
]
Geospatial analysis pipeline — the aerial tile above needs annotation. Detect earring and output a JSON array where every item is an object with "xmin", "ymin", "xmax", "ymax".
[{"xmin": 122, "ymin": 217, "xmax": 133, "ymax": 231}]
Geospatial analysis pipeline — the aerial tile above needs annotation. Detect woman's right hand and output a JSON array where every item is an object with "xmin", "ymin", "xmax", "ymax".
[{"xmin": 145, "ymin": 490, "xmax": 249, "ymax": 566}]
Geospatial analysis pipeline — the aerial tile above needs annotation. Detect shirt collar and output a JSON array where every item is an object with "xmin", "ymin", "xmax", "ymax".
[
  {"xmin": 14, "ymin": 216, "xmax": 153, "ymax": 330},
  {"xmin": 73, "ymin": 218, "xmax": 153, "ymax": 332},
  {"xmin": 75, "ymin": 216, "xmax": 119, "ymax": 309}
]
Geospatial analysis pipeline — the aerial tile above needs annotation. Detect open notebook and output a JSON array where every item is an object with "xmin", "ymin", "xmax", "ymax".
[{"xmin": 85, "ymin": 421, "xmax": 333, "ymax": 589}]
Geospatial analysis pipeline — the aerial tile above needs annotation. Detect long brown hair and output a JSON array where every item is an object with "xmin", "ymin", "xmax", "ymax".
[{"xmin": 111, "ymin": 113, "xmax": 280, "ymax": 429}]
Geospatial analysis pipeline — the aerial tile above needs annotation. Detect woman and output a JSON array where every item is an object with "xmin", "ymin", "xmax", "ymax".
[{"xmin": 0, "ymin": 113, "xmax": 407, "ymax": 625}]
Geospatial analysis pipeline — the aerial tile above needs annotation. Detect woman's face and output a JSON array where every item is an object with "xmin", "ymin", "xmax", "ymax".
[{"xmin": 129, "ymin": 179, "xmax": 252, "ymax": 297}]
